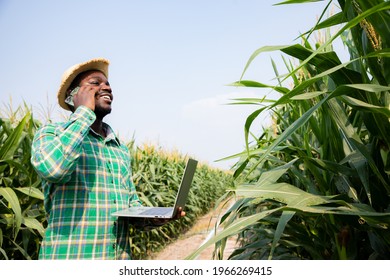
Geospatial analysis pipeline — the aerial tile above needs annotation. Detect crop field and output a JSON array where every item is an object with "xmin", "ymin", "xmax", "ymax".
[{"xmin": 0, "ymin": 109, "xmax": 232, "ymax": 260}]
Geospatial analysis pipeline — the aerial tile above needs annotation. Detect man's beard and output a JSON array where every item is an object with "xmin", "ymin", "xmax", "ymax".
[{"xmin": 94, "ymin": 105, "xmax": 111, "ymax": 119}]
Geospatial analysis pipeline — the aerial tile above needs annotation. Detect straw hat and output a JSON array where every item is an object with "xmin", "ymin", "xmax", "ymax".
[{"xmin": 57, "ymin": 58, "xmax": 110, "ymax": 110}]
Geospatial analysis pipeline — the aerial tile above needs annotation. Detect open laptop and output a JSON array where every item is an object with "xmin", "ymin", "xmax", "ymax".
[{"xmin": 112, "ymin": 158, "xmax": 198, "ymax": 219}]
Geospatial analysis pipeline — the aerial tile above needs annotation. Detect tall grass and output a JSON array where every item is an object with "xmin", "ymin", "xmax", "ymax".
[{"xmin": 187, "ymin": 0, "xmax": 390, "ymax": 260}]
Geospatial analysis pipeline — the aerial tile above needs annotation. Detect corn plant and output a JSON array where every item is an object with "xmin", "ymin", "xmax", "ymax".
[
  {"xmin": 187, "ymin": 0, "xmax": 390, "ymax": 260},
  {"xmin": 0, "ymin": 108, "xmax": 46, "ymax": 260}
]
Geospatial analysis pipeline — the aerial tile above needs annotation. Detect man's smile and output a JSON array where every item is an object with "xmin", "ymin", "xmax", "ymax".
[{"xmin": 97, "ymin": 92, "xmax": 113, "ymax": 103}]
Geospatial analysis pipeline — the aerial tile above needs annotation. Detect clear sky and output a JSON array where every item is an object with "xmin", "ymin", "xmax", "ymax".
[{"xmin": 0, "ymin": 0, "xmax": 336, "ymax": 169}]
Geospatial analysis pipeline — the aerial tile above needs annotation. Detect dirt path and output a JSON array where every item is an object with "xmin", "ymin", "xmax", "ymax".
[{"xmin": 149, "ymin": 202, "xmax": 237, "ymax": 260}]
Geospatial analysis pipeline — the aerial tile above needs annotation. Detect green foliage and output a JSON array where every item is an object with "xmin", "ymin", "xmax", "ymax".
[
  {"xmin": 188, "ymin": 0, "xmax": 390, "ymax": 260},
  {"xmin": 0, "ymin": 109, "xmax": 45, "ymax": 260}
]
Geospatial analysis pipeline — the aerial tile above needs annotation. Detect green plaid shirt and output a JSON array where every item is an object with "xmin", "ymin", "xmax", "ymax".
[{"xmin": 31, "ymin": 106, "xmax": 141, "ymax": 260}]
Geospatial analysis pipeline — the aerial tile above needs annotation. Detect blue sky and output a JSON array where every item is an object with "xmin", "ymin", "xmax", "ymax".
[{"xmin": 0, "ymin": 0, "xmax": 338, "ymax": 169}]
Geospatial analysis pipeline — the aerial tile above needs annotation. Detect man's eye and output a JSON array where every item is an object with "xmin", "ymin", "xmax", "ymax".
[{"xmin": 89, "ymin": 81, "xmax": 100, "ymax": 85}]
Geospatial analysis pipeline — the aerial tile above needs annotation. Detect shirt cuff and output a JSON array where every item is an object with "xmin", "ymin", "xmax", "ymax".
[{"xmin": 69, "ymin": 106, "xmax": 96, "ymax": 126}]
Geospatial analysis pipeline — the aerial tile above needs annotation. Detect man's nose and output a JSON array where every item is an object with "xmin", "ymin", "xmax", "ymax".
[{"xmin": 101, "ymin": 83, "xmax": 112, "ymax": 93}]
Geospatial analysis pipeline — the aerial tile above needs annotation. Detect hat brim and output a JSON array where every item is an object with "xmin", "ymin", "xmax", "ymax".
[{"xmin": 57, "ymin": 58, "xmax": 110, "ymax": 111}]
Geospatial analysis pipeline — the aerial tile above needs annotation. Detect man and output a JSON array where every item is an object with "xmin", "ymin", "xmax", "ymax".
[{"xmin": 31, "ymin": 58, "xmax": 183, "ymax": 260}]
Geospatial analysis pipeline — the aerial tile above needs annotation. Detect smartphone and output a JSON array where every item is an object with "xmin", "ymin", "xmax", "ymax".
[{"xmin": 64, "ymin": 86, "xmax": 80, "ymax": 107}]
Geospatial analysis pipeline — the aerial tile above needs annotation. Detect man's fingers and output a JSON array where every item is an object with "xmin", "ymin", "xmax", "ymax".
[{"xmin": 73, "ymin": 86, "xmax": 97, "ymax": 110}]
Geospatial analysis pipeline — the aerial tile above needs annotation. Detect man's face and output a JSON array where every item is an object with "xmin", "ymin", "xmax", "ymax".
[{"xmin": 78, "ymin": 70, "xmax": 113, "ymax": 117}]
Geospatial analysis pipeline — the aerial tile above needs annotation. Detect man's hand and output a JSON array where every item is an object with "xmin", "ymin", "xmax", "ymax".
[
  {"xmin": 73, "ymin": 85, "xmax": 97, "ymax": 111},
  {"xmin": 174, "ymin": 207, "xmax": 186, "ymax": 220},
  {"xmin": 129, "ymin": 207, "xmax": 186, "ymax": 231},
  {"xmin": 149, "ymin": 207, "xmax": 186, "ymax": 227}
]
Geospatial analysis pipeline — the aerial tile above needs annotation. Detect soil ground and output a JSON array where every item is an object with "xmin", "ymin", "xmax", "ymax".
[{"xmin": 149, "ymin": 202, "xmax": 238, "ymax": 260}]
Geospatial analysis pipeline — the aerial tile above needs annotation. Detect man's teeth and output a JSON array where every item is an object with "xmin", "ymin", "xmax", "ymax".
[{"xmin": 102, "ymin": 96, "xmax": 111, "ymax": 101}]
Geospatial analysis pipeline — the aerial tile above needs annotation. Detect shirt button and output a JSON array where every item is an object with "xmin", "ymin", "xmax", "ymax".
[
  {"xmin": 112, "ymin": 243, "xmax": 116, "ymax": 249},
  {"xmin": 113, "ymin": 199, "xmax": 116, "ymax": 204}
]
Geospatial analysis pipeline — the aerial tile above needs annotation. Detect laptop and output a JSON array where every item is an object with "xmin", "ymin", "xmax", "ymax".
[{"xmin": 112, "ymin": 158, "xmax": 198, "ymax": 219}]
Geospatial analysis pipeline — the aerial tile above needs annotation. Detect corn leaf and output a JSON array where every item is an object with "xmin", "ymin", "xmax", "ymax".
[
  {"xmin": 0, "ymin": 112, "xmax": 29, "ymax": 160},
  {"xmin": 185, "ymin": 208, "xmax": 281, "ymax": 259},
  {"xmin": 0, "ymin": 187, "xmax": 22, "ymax": 238},
  {"xmin": 236, "ymin": 183, "xmax": 330, "ymax": 206},
  {"xmin": 22, "ymin": 217, "xmax": 45, "ymax": 237},
  {"xmin": 14, "ymin": 187, "xmax": 44, "ymax": 200},
  {"xmin": 341, "ymin": 95, "xmax": 390, "ymax": 117},
  {"xmin": 269, "ymin": 211, "xmax": 295, "ymax": 260},
  {"xmin": 257, "ymin": 159, "xmax": 297, "ymax": 185}
]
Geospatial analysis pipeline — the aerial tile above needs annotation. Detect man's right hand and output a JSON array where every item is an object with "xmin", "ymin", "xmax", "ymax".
[{"xmin": 73, "ymin": 85, "xmax": 97, "ymax": 111}]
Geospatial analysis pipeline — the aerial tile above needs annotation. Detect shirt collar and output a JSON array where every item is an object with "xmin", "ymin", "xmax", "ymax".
[{"xmin": 90, "ymin": 123, "xmax": 121, "ymax": 145}]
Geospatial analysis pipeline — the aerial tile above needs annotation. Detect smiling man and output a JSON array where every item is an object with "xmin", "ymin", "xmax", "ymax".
[{"xmin": 31, "ymin": 58, "xmax": 182, "ymax": 260}]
